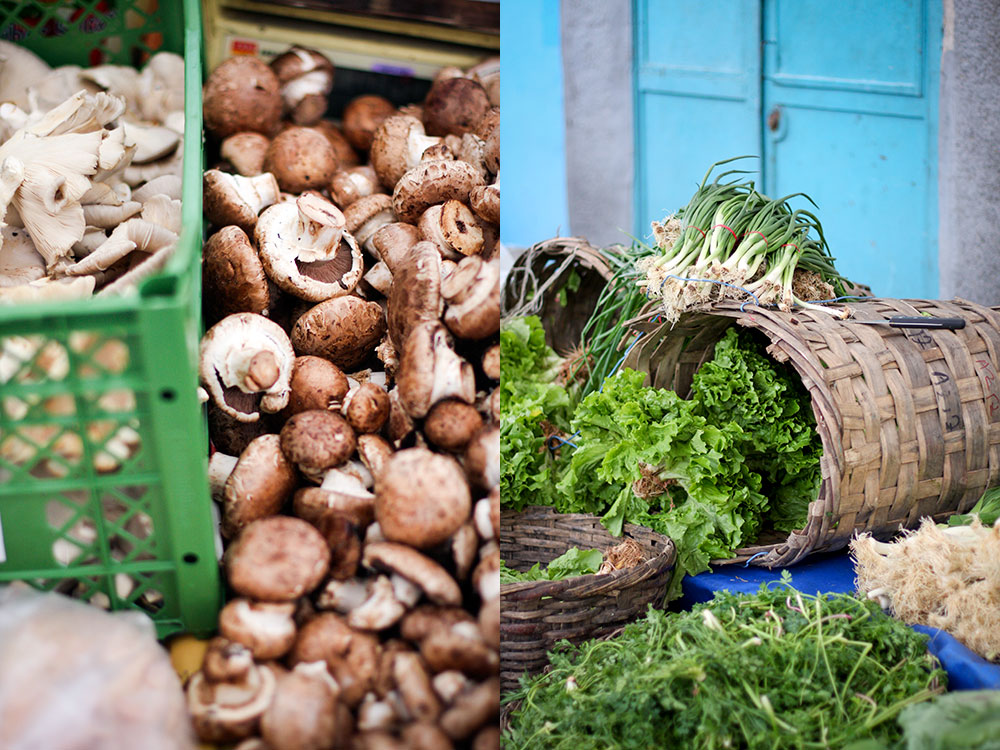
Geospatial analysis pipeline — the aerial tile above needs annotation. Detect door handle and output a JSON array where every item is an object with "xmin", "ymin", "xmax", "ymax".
[{"xmin": 767, "ymin": 107, "xmax": 782, "ymax": 132}]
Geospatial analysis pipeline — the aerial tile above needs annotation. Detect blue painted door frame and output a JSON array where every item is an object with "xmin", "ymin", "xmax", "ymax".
[{"xmin": 633, "ymin": 0, "xmax": 941, "ymax": 298}]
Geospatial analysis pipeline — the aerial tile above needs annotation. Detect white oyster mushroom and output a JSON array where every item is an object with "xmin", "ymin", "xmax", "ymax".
[
  {"xmin": 255, "ymin": 192, "xmax": 363, "ymax": 302},
  {"xmin": 0, "ymin": 226, "xmax": 44, "ymax": 286},
  {"xmin": 132, "ymin": 174, "xmax": 181, "ymax": 202},
  {"xmin": 140, "ymin": 194, "xmax": 182, "ymax": 234},
  {"xmin": 0, "ymin": 41, "xmax": 52, "ymax": 109},
  {"xmin": 122, "ymin": 122, "xmax": 179, "ymax": 164},
  {"xmin": 199, "ymin": 313, "xmax": 296, "ymax": 422}
]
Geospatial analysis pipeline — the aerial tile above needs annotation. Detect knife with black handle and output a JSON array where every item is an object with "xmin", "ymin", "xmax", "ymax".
[{"xmin": 848, "ymin": 316, "xmax": 965, "ymax": 330}]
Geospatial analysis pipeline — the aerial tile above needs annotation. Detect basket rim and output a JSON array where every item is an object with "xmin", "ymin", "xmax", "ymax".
[{"xmin": 500, "ymin": 505, "xmax": 677, "ymax": 599}]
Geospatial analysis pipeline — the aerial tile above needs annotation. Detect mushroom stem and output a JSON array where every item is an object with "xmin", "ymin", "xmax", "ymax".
[{"xmin": 209, "ymin": 452, "xmax": 239, "ymax": 500}]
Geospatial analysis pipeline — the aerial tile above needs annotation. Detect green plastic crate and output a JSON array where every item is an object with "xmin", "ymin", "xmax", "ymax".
[{"xmin": 0, "ymin": 0, "xmax": 220, "ymax": 638}]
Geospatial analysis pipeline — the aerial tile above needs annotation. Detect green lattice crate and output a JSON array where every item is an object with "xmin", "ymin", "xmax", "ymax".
[{"xmin": 0, "ymin": 0, "xmax": 221, "ymax": 638}]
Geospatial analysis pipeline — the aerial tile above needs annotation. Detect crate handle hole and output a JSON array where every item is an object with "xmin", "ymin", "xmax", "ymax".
[
  {"xmin": 182, "ymin": 553, "xmax": 198, "ymax": 564},
  {"xmin": 160, "ymin": 389, "xmax": 176, "ymax": 402}
]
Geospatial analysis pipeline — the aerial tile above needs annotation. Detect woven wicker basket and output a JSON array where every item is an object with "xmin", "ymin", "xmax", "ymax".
[
  {"xmin": 501, "ymin": 237, "xmax": 615, "ymax": 353},
  {"xmin": 500, "ymin": 505, "xmax": 677, "ymax": 694},
  {"xmin": 623, "ymin": 297, "xmax": 1000, "ymax": 567}
]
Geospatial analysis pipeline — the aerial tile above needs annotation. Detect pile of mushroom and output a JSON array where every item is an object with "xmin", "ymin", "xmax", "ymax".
[
  {"xmin": 188, "ymin": 47, "xmax": 500, "ymax": 750},
  {"xmin": 0, "ymin": 42, "xmax": 186, "ymax": 302}
]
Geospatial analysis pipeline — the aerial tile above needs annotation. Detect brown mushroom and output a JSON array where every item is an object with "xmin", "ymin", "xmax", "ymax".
[
  {"xmin": 225, "ymin": 516, "xmax": 331, "ymax": 601},
  {"xmin": 422, "ymin": 77, "xmax": 491, "ymax": 137},
  {"xmin": 291, "ymin": 296, "xmax": 386, "ymax": 371},
  {"xmin": 330, "ymin": 165, "xmax": 381, "ymax": 209},
  {"xmin": 357, "ymin": 433, "xmax": 393, "ymax": 481},
  {"xmin": 342, "ymin": 94, "xmax": 396, "ymax": 152},
  {"xmin": 293, "ymin": 485, "xmax": 374, "ymax": 530},
  {"xmin": 420, "ymin": 622, "xmax": 498, "ymax": 678},
  {"xmin": 219, "ymin": 598, "xmax": 298, "ymax": 660},
  {"xmin": 270, "ymin": 46, "xmax": 335, "ymax": 126},
  {"xmin": 314, "ymin": 119, "xmax": 360, "ymax": 168},
  {"xmin": 423, "ymin": 400, "xmax": 484, "ymax": 452},
  {"xmin": 478, "ymin": 597, "xmax": 499, "ymax": 651},
  {"xmin": 370, "ymin": 115, "xmax": 441, "ymax": 189},
  {"xmin": 469, "ymin": 184, "xmax": 499, "ymax": 226},
  {"xmin": 441, "ymin": 256, "xmax": 500, "ymax": 340},
  {"xmin": 393, "ymin": 651, "xmax": 442, "ymax": 722},
  {"xmin": 260, "ymin": 661, "xmax": 340, "ymax": 750},
  {"xmin": 387, "ymin": 242, "xmax": 442, "ymax": 349},
  {"xmin": 285, "ymin": 355, "xmax": 350, "ymax": 415},
  {"xmin": 396, "ymin": 322, "xmax": 476, "ymax": 419},
  {"xmin": 472, "ymin": 726, "xmax": 501, "ymax": 750},
  {"xmin": 400, "ymin": 606, "xmax": 475, "ymax": 646},
  {"xmin": 290, "ymin": 613, "xmax": 379, "ymax": 707},
  {"xmin": 342, "ymin": 381, "xmax": 390, "ymax": 434},
  {"xmin": 220, "ymin": 131, "xmax": 271, "ymax": 176},
  {"xmin": 315, "ymin": 513, "xmax": 363, "ymax": 579},
  {"xmin": 279, "ymin": 409, "xmax": 356, "ymax": 478},
  {"xmin": 419, "ymin": 200, "xmax": 484, "ymax": 260},
  {"xmin": 263, "ymin": 126, "xmax": 338, "ymax": 194},
  {"xmin": 255, "ymin": 193, "xmax": 363, "ymax": 302},
  {"xmin": 481, "ymin": 344, "xmax": 499, "ymax": 381},
  {"xmin": 464, "ymin": 425, "xmax": 499, "ymax": 491},
  {"xmin": 203, "ymin": 56, "xmax": 283, "ymax": 138},
  {"xmin": 202, "ymin": 225, "xmax": 271, "ymax": 322},
  {"xmin": 371, "ymin": 222, "xmax": 420, "ymax": 274},
  {"xmin": 343, "ymin": 193, "xmax": 395, "ymax": 253},
  {"xmin": 374, "ymin": 449, "xmax": 470, "ymax": 549},
  {"xmin": 439, "ymin": 678, "xmax": 500, "ymax": 740},
  {"xmin": 203, "ymin": 169, "xmax": 280, "ymax": 235},
  {"xmin": 392, "ymin": 159, "xmax": 485, "ymax": 225},
  {"xmin": 187, "ymin": 639, "xmax": 276, "ymax": 743},
  {"xmin": 210, "ymin": 433, "xmax": 298, "ymax": 538},
  {"xmin": 364, "ymin": 541, "xmax": 463, "ymax": 606}
]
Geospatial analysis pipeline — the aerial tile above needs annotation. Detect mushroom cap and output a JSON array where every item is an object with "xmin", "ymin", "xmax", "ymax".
[
  {"xmin": 478, "ymin": 596, "xmax": 500, "ymax": 652},
  {"xmin": 187, "ymin": 659, "xmax": 276, "ymax": 744},
  {"xmin": 439, "ymin": 678, "xmax": 500, "ymax": 740},
  {"xmin": 393, "ymin": 652, "xmax": 443, "ymax": 723},
  {"xmin": 314, "ymin": 119, "xmax": 361, "ymax": 168},
  {"xmin": 481, "ymin": 344, "xmax": 500, "ymax": 381},
  {"xmin": 289, "ymin": 613, "xmax": 379, "ymax": 707},
  {"xmin": 343, "ymin": 193, "xmax": 394, "ymax": 248},
  {"xmin": 400, "ymin": 605, "xmax": 476, "ymax": 645},
  {"xmin": 464, "ymin": 425, "xmax": 499, "ymax": 491},
  {"xmin": 370, "ymin": 114, "xmax": 440, "ymax": 189},
  {"xmin": 199, "ymin": 313, "xmax": 296, "ymax": 422},
  {"xmin": 263, "ymin": 126, "xmax": 338, "ymax": 193},
  {"xmin": 315, "ymin": 512, "xmax": 363, "ymax": 580},
  {"xmin": 329, "ymin": 165, "xmax": 380, "ymax": 208},
  {"xmin": 387, "ymin": 241, "xmax": 441, "ymax": 349},
  {"xmin": 203, "ymin": 56, "xmax": 283, "ymax": 138},
  {"xmin": 421, "ymin": 623, "xmax": 498, "ymax": 679},
  {"xmin": 201, "ymin": 225, "xmax": 271, "ymax": 322},
  {"xmin": 222, "ymin": 433, "xmax": 298, "ymax": 538},
  {"xmin": 441, "ymin": 255, "xmax": 500, "ymax": 340},
  {"xmin": 221, "ymin": 131, "xmax": 271, "ymax": 176},
  {"xmin": 260, "ymin": 662, "xmax": 340, "ymax": 750},
  {"xmin": 219, "ymin": 598, "xmax": 298, "ymax": 660},
  {"xmin": 280, "ymin": 409, "xmax": 356, "ymax": 476},
  {"xmin": 255, "ymin": 194, "xmax": 363, "ymax": 302},
  {"xmin": 371, "ymin": 221, "xmax": 421, "ymax": 274},
  {"xmin": 203, "ymin": 169, "xmax": 280, "ymax": 235},
  {"xmin": 286, "ymin": 355, "xmax": 350, "ymax": 415},
  {"xmin": 293, "ymin": 486, "xmax": 375, "ymax": 528},
  {"xmin": 342, "ymin": 94, "xmax": 396, "ymax": 152},
  {"xmin": 363, "ymin": 541, "xmax": 462, "ymax": 606},
  {"xmin": 374, "ymin": 448, "xmax": 471, "ymax": 549},
  {"xmin": 423, "ymin": 399, "xmax": 484, "ymax": 452},
  {"xmin": 469, "ymin": 184, "xmax": 499, "ymax": 225},
  {"xmin": 343, "ymin": 381, "xmax": 390, "ymax": 434},
  {"xmin": 392, "ymin": 159, "xmax": 485, "ymax": 225},
  {"xmin": 271, "ymin": 46, "xmax": 335, "ymax": 84},
  {"xmin": 225, "ymin": 516, "xmax": 331, "ymax": 601},
  {"xmin": 396, "ymin": 322, "xmax": 476, "ymax": 419},
  {"xmin": 357, "ymin": 433, "xmax": 393, "ymax": 480},
  {"xmin": 422, "ymin": 77, "xmax": 491, "ymax": 137},
  {"xmin": 291, "ymin": 296, "xmax": 386, "ymax": 370}
]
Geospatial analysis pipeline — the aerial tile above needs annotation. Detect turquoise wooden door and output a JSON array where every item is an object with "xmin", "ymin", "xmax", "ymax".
[{"xmin": 634, "ymin": 0, "xmax": 941, "ymax": 298}]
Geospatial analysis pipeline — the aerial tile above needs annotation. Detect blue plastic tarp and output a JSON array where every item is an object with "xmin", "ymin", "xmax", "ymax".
[{"xmin": 678, "ymin": 551, "xmax": 1000, "ymax": 691}]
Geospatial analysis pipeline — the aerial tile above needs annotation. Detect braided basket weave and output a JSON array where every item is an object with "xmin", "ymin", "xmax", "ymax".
[
  {"xmin": 500, "ymin": 505, "xmax": 676, "ymax": 694},
  {"xmin": 624, "ymin": 297, "xmax": 1000, "ymax": 567}
]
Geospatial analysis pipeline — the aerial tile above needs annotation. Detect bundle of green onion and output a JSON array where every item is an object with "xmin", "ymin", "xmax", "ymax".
[{"xmin": 638, "ymin": 156, "xmax": 851, "ymax": 320}]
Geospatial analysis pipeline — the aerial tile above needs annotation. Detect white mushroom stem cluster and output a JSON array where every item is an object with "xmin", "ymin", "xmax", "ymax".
[
  {"xmin": 188, "ymin": 47, "xmax": 500, "ymax": 749},
  {"xmin": 851, "ymin": 518, "xmax": 1000, "ymax": 661},
  {"xmin": 0, "ymin": 44, "xmax": 184, "ymax": 301}
]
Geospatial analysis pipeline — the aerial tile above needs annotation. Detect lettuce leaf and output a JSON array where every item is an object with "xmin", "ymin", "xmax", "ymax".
[{"xmin": 500, "ymin": 547, "xmax": 604, "ymax": 583}]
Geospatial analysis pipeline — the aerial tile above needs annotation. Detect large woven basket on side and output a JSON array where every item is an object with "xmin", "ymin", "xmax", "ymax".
[
  {"xmin": 624, "ymin": 297, "xmax": 1000, "ymax": 567},
  {"xmin": 501, "ymin": 237, "xmax": 614, "ymax": 353},
  {"xmin": 500, "ymin": 505, "xmax": 676, "ymax": 694}
]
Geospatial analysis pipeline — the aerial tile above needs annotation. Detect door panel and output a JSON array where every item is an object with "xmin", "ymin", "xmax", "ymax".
[
  {"xmin": 762, "ymin": 0, "xmax": 940, "ymax": 298},
  {"xmin": 633, "ymin": 0, "xmax": 761, "ymax": 245}
]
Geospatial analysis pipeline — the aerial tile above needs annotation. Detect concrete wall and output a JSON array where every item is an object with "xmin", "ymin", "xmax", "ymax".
[
  {"xmin": 560, "ymin": 0, "xmax": 634, "ymax": 248},
  {"xmin": 937, "ymin": 0, "xmax": 1000, "ymax": 305}
]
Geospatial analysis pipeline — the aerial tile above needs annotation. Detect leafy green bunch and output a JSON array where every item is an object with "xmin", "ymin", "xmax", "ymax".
[
  {"xmin": 504, "ymin": 579, "xmax": 946, "ymax": 750},
  {"xmin": 499, "ymin": 316, "xmax": 575, "ymax": 512}
]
